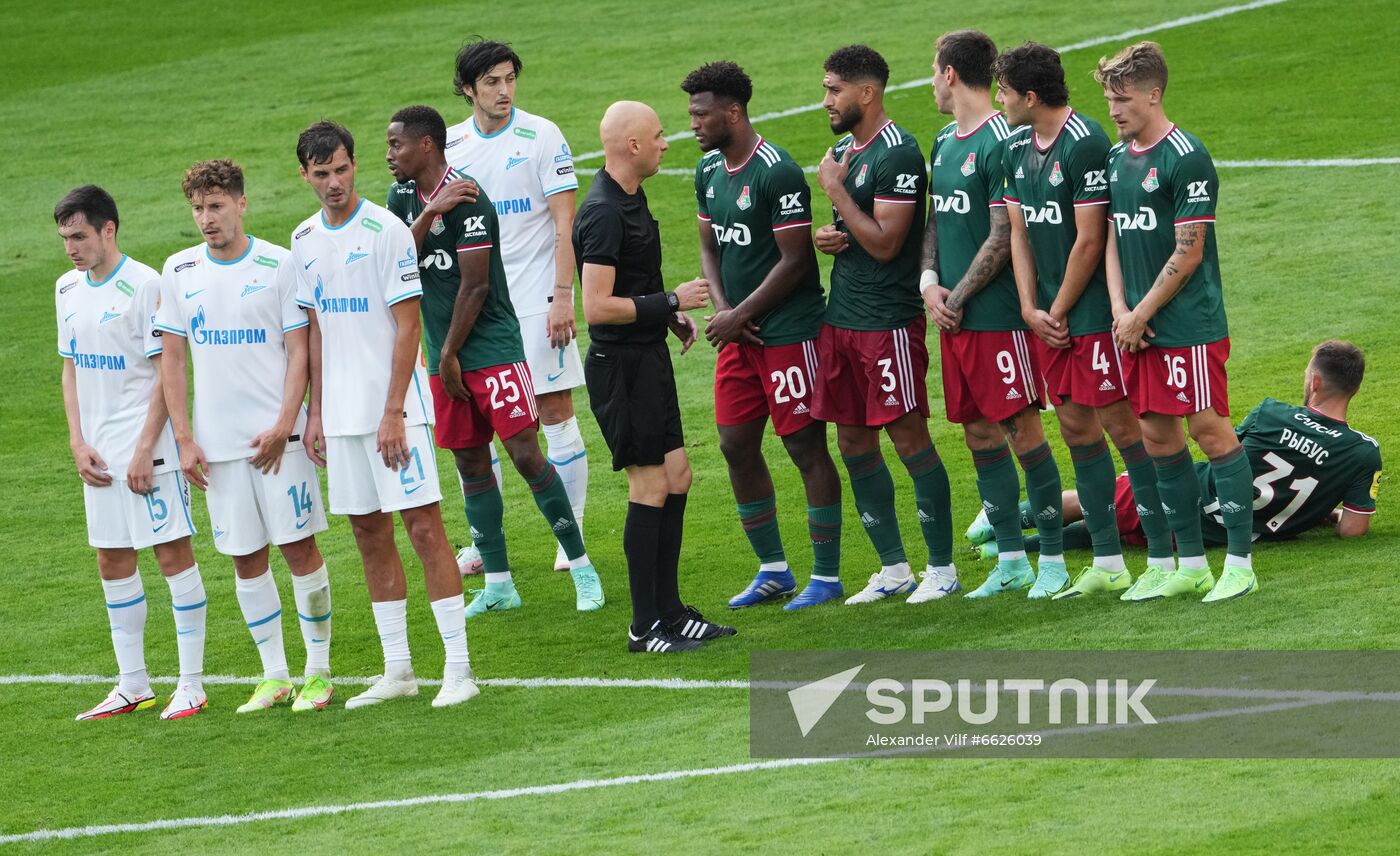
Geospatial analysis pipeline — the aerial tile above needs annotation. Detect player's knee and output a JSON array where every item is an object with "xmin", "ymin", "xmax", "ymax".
[
  {"xmin": 718, "ymin": 432, "xmax": 760, "ymax": 466},
  {"xmin": 536, "ymin": 391, "xmax": 573, "ymax": 424},
  {"xmin": 401, "ymin": 508, "xmax": 446, "ymax": 550},
  {"xmin": 452, "ymin": 448, "xmax": 493, "ymax": 481},
  {"xmin": 669, "ymin": 462, "xmax": 693, "ymax": 495},
  {"xmin": 153, "ymin": 538, "xmax": 196, "ymax": 575},
  {"xmin": 503, "ymin": 434, "xmax": 547, "ymax": 479},
  {"xmin": 281, "ymin": 537, "xmax": 322, "ymax": 573},
  {"xmin": 95, "ymin": 548, "xmax": 137, "ymax": 580}
]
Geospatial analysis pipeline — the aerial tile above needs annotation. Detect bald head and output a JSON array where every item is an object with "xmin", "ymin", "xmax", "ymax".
[{"xmin": 599, "ymin": 100, "xmax": 668, "ymax": 185}]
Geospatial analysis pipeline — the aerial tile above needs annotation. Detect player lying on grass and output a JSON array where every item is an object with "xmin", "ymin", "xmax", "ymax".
[{"xmin": 969, "ymin": 341, "xmax": 1382, "ymax": 580}]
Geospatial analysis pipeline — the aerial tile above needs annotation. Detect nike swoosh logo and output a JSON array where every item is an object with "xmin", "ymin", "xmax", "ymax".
[
  {"xmin": 999, "ymin": 579, "xmax": 1016, "ymax": 588},
  {"xmin": 404, "ymin": 484, "xmax": 423, "ymax": 494},
  {"xmin": 547, "ymin": 370, "xmax": 565, "ymax": 382},
  {"xmin": 153, "ymin": 522, "xmax": 169, "ymax": 532},
  {"xmin": 295, "ymin": 518, "xmax": 309, "ymax": 529},
  {"xmin": 303, "ymin": 259, "xmax": 316, "ymax": 270},
  {"xmin": 177, "ymin": 628, "xmax": 196, "ymax": 636},
  {"xmin": 64, "ymin": 312, "xmax": 78, "ymax": 322},
  {"xmin": 185, "ymin": 289, "xmax": 205, "ymax": 298}
]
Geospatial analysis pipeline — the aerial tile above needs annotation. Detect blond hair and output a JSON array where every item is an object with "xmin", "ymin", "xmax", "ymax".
[{"xmin": 1094, "ymin": 41, "xmax": 1168, "ymax": 94}]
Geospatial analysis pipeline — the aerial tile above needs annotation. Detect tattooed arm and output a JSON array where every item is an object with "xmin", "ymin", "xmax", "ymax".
[
  {"xmin": 944, "ymin": 206, "xmax": 1012, "ymax": 315},
  {"xmin": 1113, "ymin": 222, "xmax": 1206, "ymax": 353}
]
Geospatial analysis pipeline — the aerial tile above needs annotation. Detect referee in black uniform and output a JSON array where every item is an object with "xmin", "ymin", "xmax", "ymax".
[{"xmin": 574, "ymin": 100, "xmax": 737, "ymax": 653}]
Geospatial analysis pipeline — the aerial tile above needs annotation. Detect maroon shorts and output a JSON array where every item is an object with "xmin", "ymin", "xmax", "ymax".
[
  {"xmin": 715, "ymin": 339, "xmax": 819, "ymax": 437},
  {"xmin": 811, "ymin": 319, "xmax": 929, "ymax": 428},
  {"xmin": 1035, "ymin": 331, "xmax": 1128, "ymax": 408},
  {"xmin": 1121, "ymin": 338, "xmax": 1230, "ymax": 418},
  {"xmin": 1113, "ymin": 472, "xmax": 1148, "ymax": 547},
  {"xmin": 430, "ymin": 361, "xmax": 538, "ymax": 450},
  {"xmin": 940, "ymin": 328, "xmax": 1043, "ymax": 424}
]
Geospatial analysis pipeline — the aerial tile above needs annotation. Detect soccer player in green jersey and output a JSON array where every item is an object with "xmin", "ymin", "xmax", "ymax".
[
  {"xmin": 812, "ymin": 45, "xmax": 959, "ymax": 607},
  {"xmin": 920, "ymin": 30, "xmax": 1067, "ymax": 599},
  {"xmin": 681, "ymin": 61, "xmax": 843, "ymax": 611},
  {"xmin": 1096, "ymin": 42, "xmax": 1257, "ymax": 601},
  {"xmin": 385, "ymin": 105, "xmax": 603, "ymax": 616},
  {"xmin": 991, "ymin": 42, "xmax": 1172, "ymax": 600},
  {"xmin": 1001, "ymin": 342, "xmax": 1381, "ymax": 559}
]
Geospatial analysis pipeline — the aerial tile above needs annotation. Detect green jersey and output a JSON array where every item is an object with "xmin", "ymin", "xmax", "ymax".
[
  {"xmin": 930, "ymin": 113, "xmax": 1022, "ymax": 332},
  {"xmin": 825, "ymin": 120, "xmax": 926, "ymax": 331},
  {"xmin": 1198, "ymin": 397, "xmax": 1382, "ymax": 543},
  {"xmin": 1002, "ymin": 110, "xmax": 1113, "ymax": 336},
  {"xmin": 1107, "ymin": 125, "xmax": 1227, "ymax": 347},
  {"xmin": 387, "ymin": 168, "xmax": 524, "ymax": 375},
  {"xmin": 695, "ymin": 138, "xmax": 825, "ymax": 345}
]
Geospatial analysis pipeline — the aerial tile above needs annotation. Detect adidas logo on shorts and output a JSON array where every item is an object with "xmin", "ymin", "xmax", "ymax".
[
  {"xmin": 509, "ymin": 405, "xmax": 526, "ymax": 418},
  {"xmin": 792, "ymin": 402, "xmax": 809, "ymax": 415},
  {"xmin": 884, "ymin": 394, "xmax": 898, "ymax": 406},
  {"xmin": 1099, "ymin": 379, "xmax": 1116, "ymax": 391},
  {"xmin": 1176, "ymin": 392, "xmax": 1190, "ymax": 403},
  {"xmin": 1006, "ymin": 387, "xmax": 1022, "ymax": 400},
  {"xmin": 551, "ymin": 517, "xmax": 572, "ymax": 532}
]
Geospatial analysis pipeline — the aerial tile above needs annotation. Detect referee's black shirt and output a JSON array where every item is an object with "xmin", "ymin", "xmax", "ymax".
[{"xmin": 573, "ymin": 168, "xmax": 667, "ymax": 346}]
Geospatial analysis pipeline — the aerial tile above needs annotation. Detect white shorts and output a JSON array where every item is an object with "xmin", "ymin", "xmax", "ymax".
[
  {"xmin": 206, "ymin": 455, "xmax": 328, "ymax": 556},
  {"xmin": 326, "ymin": 425, "xmax": 442, "ymax": 515},
  {"xmin": 520, "ymin": 311, "xmax": 584, "ymax": 395},
  {"xmin": 83, "ymin": 470, "xmax": 195, "ymax": 550}
]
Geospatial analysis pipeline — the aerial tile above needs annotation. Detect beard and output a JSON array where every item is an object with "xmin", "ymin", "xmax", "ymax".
[{"xmin": 829, "ymin": 103, "xmax": 862, "ymax": 135}]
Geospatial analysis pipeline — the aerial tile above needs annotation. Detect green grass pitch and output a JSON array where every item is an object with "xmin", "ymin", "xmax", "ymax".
[{"xmin": 1, "ymin": 0, "xmax": 1398, "ymax": 850}]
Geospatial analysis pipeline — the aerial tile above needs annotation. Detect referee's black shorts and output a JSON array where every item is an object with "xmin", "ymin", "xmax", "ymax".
[{"xmin": 585, "ymin": 342, "xmax": 684, "ymax": 471}]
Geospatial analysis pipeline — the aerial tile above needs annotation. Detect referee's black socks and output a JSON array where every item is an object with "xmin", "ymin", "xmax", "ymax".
[
  {"xmin": 624, "ymin": 502, "xmax": 663, "ymax": 635},
  {"xmin": 656, "ymin": 493, "xmax": 688, "ymax": 622}
]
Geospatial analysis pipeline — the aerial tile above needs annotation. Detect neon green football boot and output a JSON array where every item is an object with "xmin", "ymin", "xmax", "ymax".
[
  {"xmin": 1202, "ymin": 564, "xmax": 1258, "ymax": 602},
  {"xmin": 236, "ymin": 678, "xmax": 295, "ymax": 713},
  {"xmin": 292, "ymin": 674, "xmax": 335, "ymax": 712},
  {"xmin": 1053, "ymin": 566, "xmax": 1133, "ymax": 600},
  {"xmin": 1119, "ymin": 563, "xmax": 1171, "ymax": 601},
  {"xmin": 1131, "ymin": 566, "xmax": 1215, "ymax": 601}
]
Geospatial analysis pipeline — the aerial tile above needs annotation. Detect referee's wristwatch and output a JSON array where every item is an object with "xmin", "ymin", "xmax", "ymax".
[{"xmin": 665, "ymin": 291, "xmax": 681, "ymax": 312}]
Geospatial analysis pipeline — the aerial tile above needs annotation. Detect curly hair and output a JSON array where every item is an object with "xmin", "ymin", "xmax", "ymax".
[
  {"xmin": 824, "ymin": 44, "xmax": 889, "ymax": 87},
  {"xmin": 993, "ymin": 42, "xmax": 1069, "ymax": 107},
  {"xmin": 182, "ymin": 159, "xmax": 244, "ymax": 199},
  {"xmin": 1094, "ymin": 41, "xmax": 1169, "ymax": 94},
  {"xmin": 681, "ymin": 60, "xmax": 753, "ymax": 109},
  {"xmin": 391, "ymin": 104, "xmax": 447, "ymax": 153}
]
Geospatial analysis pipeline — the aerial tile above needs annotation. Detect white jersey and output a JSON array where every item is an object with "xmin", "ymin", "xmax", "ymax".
[
  {"xmin": 290, "ymin": 198, "xmax": 433, "ymax": 437},
  {"xmin": 55, "ymin": 255, "xmax": 178, "ymax": 480},
  {"xmin": 154, "ymin": 237, "xmax": 309, "ymax": 463},
  {"xmin": 445, "ymin": 106, "xmax": 577, "ymax": 317}
]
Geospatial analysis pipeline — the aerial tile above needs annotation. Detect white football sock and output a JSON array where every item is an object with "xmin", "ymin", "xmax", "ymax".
[
  {"xmin": 759, "ymin": 561, "xmax": 790, "ymax": 574},
  {"xmin": 544, "ymin": 417, "xmax": 589, "ymax": 532},
  {"xmin": 291, "ymin": 564, "xmax": 332, "ymax": 677},
  {"xmin": 101, "ymin": 571, "xmax": 149, "ymax": 695},
  {"xmin": 1148, "ymin": 554, "xmax": 1176, "ymax": 572},
  {"xmin": 235, "ymin": 568, "xmax": 290, "ymax": 682},
  {"xmin": 164, "ymin": 564, "xmax": 206, "ymax": 684},
  {"xmin": 370, "ymin": 599, "xmax": 412, "ymax": 674},
  {"xmin": 1039, "ymin": 553, "xmax": 1065, "ymax": 566},
  {"xmin": 880, "ymin": 561, "xmax": 912, "ymax": 581},
  {"xmin": 1225, "ymin": 553, "xmax": 1252, "ymax": 570},
  {"xmin": 429, "ymin": 594, "xmax": 470, "ymax": 673},
  {"xmin": 484, "ymin": 572, "xmax": 512, "ymax": 584},
  {"xmin": 1179, "ymin": 555, "xmax": 1209, "ymax": 571},
  {"xmin": 1092, "ymin": 554, "xmax": 1128, "ymax": 572}
]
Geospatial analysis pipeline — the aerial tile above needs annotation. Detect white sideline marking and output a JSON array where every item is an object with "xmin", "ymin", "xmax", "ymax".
[
  {"xmin": 0, "ymin": 691, "xmax": 1356, "ymax": 844},
  {"xmin": 8, "ymin": 673, "xmax": 1400, "ymax": 702},
  {"xmin": 570, "ymin": 0, "xmax": 1289, "ymax": 162},
  {"xmin": 0, "ymin": 672, "xmax": 746, "ymax": 690},
  {"xmin": 578, "ymin": 157, "xmax": 1400, "ymax": 178}
]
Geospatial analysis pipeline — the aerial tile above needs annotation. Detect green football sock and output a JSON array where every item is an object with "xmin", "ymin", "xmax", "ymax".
[
  {"xmin": 808, "ymin": 503, "xmax": 841, "ymax": 578},
  {"xmin": 841, "ymin": 450, "xmax": 907, "ymax": 565},
  {"xmin": 1070, "ymin": 439, "xmax": 1123, "ymax": 558},
  {"xmin": 1210, "ymin": 445, "xmax": 1254, "ymax": 559},
  {"xmin": 526, "ymin": 464, "xmax": 585, "ymax": 560},
  {"xmin": 1120, "ymin": 440, "xmax": 1174, "ymax": 562},
  {"xmin": 462, "ymin": 473, "xmax": 509, "ymax": 574},
  {"xmin": 901, "ymin": 445, "xmax": 954, "ymax": 567},
  {"xmin": 971, "ymin": 445, "xmax": 1025, "ymax": 555},
  {"xmin": 737, "ymin": 494, "xmax": 786, "ymax": 565},
  {"xmin": 1153, "ymin": 447, "xmax": 1206, "ymax": 558},
  {"xmin": 1018, "ymin": 442, "xmax": 1064, "ymax": 555}
]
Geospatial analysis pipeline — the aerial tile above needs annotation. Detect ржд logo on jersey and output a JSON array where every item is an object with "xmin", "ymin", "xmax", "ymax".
[
  {"xmin": 1113, "ymin": 207, "xmax": 1158, "ymax": 232},
  {"xmin": 932, "ymin": 191, "xmax": 970, "ymax": 214},
  {"xmin": 1020, "ymin": 201, "xmax": 1062, "ymax": 225},
  {"xmin": 711, "ymin": 222, "xmax": 752, "ymax": 246}
]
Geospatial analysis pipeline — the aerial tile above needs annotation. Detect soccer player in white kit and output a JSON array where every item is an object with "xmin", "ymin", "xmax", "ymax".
[
  {"xmin": 447, "ymin": 39, "xmax": 590, "ymax": 574},
  {"xmin": 54, "ymin": 186, "xmax": 209, "ymax": 722},
  {"xmin": 291, "ymin": 121, "xmax": 478, "ymax": 709},
  {"xmin": 156, "ymin": 160, "xmax": 334, "ymax": 714}
]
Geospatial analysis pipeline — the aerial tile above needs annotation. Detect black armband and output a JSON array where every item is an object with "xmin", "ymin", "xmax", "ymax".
[{"xmin": 632, "ymin": 292, "xmax": 674, "ymax": 324}]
